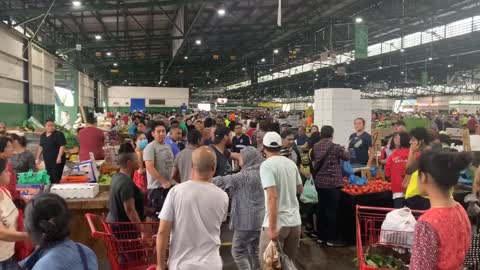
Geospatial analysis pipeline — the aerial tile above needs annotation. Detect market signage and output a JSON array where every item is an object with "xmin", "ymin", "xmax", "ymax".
[{"xmin": 258, "ymin": 102, "xmax": 283, "ymax": 108}]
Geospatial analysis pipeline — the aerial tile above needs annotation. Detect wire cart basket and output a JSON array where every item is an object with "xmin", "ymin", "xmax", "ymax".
[
  {"xmin": 85, "ymin": 213, "xmax": 161, "ymax": 270},
  {"xmin": 355, "ymin": 206, "xmax": 424, "ymax": 270}
]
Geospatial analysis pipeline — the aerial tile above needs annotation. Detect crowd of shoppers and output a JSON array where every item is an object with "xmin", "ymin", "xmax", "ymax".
[{"xmin": 0, "ymin": 108, "xmax": 476, "ymax": 270}]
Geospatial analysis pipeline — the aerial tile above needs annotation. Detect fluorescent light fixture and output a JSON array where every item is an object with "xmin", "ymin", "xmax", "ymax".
[
  {"xmin": 184, "ymin": 56, "xmax": 188, "ymax": 60},
  {"xmin": 217, "ymin": 9, "xmax": 226, "ymax": 16},
  {"xmin": 314, "ymin": 78, "xmax": 318, "ymax": 81},
  {"xmin": 72, "ymin": 1, "xmax": 81, "ymax": 7},
  {"xmin": 273, "ymin": 49, "xmax": 279, "ymax": 54},
  {"xmin": 195, "ymin": 39, "xmax": 202, "ymax": 45},
  {"xmin": 355, "ymin": 17, "xmax": 363, "ymax": 23},
  {"xmin": 378, "ymin": 66, "xmax": 383, "ymax": 70},
  {"xmin": 400, "ymin": 71, "xmax": 404, "ymax": 75},
  {"xmin": 448, "ymin": 64, "xmax": 453, "ymax": 68},
  {"xmin": 400, "ymin": 48, "xmax": 405, "ymax": 53},
  {"xmin": 261, "ymin": 58, "xmax": 266, "ymax": 63},
  {"xmin": 106, "ymin": 52, "xmax": 112, "ymax": 56},
  {"xmin": 95, "ymin": 35, "xmax": 102, "ymax": 40},
  {"xmin": 113, "ymin": 62, "xmax": 118, "ymax": 67},
  {"xmin": 449, "ymin": 100, "xmax": 480, "ymax": 105},
  {"xmin": 428, "ymin": 57, "xmax": 433, "ymax": 61}
]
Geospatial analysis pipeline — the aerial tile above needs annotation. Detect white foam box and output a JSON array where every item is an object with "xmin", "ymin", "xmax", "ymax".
[{"xmin": 50, "ymin": 183, "xmax": 99, "ymax": 199}]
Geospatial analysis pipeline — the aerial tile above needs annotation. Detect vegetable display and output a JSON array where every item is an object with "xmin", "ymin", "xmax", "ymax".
[
  {"xmin": 60, "ymin": 175, "xmax": 89, "ymax": 183},
  {"xmin": 354, "ymin": 254, "xmax": 407, "ymax": 269},
  {"xmin": 98, "ymin": 173, "xmax": 114, "ymax": 186},
  {"xmin": 342, "ymin": 179, "xmax": 391, "ymax": 195}
]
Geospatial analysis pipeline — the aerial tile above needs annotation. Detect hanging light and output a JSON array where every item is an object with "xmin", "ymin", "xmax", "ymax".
[
  {"xmin": 113, "ymin": 62, "xmax": 118, "ymax": 67},
  {"xmin": 195, "ymin": 39, "xmax": 202, "ymax": 45},
  {"xmin": 355, "ymin": 17, "xmax": 363, "ymax": 23},
  {"xmin": 95, "ymin": 35, "xmax": 102, "ymax": 40},
  {"xmin": 72, "ymin": 1, "xmax": 81, "ymax": 7},
  {"xmin": 106, "ymin": 52, "xmax": 112, "ymax": 56},
  {"xmin": 217, "ymin": 9, "xmax": 226, "ymax": 16},
  {"xmin": 184, "ymin": 56, "xmax": 188, "ymax": 60},
  {"xmin": 273, "ymin": 49, "xmax": 279, "ymax": 54},
  {"xmin": 261, "ymin": 58, "xmax": 266, "ymax": 63}
]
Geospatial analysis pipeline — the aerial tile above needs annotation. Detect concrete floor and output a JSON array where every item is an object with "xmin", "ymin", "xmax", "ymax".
[
  {"xmin": 219, "ymin": 225, "xmax": 357, "ymax": 270},
  {"xmin": 100, "ymin": 224, "xmax": 358, "ymax": 270}
]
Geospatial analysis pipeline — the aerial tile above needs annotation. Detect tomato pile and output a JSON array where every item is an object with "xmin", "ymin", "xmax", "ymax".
[{"xmin": 342, "ymin": 179, "xmax": 391, "ymax": 195}]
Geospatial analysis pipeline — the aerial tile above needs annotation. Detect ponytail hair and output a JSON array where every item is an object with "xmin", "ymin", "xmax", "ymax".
[
  {"xmin": 418, "ymin": 149, "xmax": 472, "ymax": 191},
  {"xmin": 24, "ymin": 193, "xmax": 71, "ymax": 246}
]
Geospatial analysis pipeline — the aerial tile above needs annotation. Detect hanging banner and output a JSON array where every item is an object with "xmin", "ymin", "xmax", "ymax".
[
  {"xmin": 277, "ymin": 0, "xmax": 282, "ymax": 27},
  {"xmin": 355, "ymin": 24, "xmax": 368, "ymax": 59}
]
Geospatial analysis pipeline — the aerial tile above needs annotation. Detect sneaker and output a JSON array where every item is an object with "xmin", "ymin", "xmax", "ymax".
[
  {"xmin": 326, "ymin": 241, "xmax": 346, "ymax": 247},
  {"xmin": 316, "ymin": 239, "xmax": 325, "ymax": 245}
]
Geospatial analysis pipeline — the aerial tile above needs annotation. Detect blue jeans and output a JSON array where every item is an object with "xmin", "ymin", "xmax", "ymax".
[
  {"xmin": 0, "ymin": 257, "xmax": 20, "ymax": 270},
  {"xmin": 232, "ymin": 230, "xmax": 261, "ymax": 270}
]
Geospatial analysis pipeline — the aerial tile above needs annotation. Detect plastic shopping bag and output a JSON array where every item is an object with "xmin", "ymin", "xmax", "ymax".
[
  {"xmin": 263, "ymin": 241, "xmax": 298, "ymax": 270},
  {"xmin": 341, "ymin": 160, "xmax": 354, "ymax": 176},
  {"xmin": 379, "ymin": 208, "xmax": 417, "ymax": 247},
  {"xmin": 300, "ymin": 177, "xmax": 318, "ymax": 204},
  {"xmin": 348, "ymin": 174, "xmax": 367, "ymax": 186}
]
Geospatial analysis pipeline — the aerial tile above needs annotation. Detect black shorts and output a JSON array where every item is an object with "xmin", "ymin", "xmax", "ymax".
[{"xmin": 147, "ymin": 188, "xmax": 170, "ymax": 220}]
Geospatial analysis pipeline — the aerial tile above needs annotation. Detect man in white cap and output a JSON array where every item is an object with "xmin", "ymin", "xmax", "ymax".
[{"xmin": 258, "ymin": 131, "xmax": 303, "ymax": 266}]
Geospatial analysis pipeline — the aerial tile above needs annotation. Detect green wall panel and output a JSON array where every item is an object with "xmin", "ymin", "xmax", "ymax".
[
  {"xmin": 0, "ymin": 103, "xmax": 28, "ymax": 127},
  {"xmin": 30, "ymin": 104, "xmax": 55, "ymax": 123}
]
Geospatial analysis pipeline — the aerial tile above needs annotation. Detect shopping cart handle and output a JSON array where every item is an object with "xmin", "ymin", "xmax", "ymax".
[
  {"xmin": 84, "ymin": 213, "xmax": 109, "ymax": 238},
  {"xmin": 356, "ymin": 205, "xmax": 424, "ymax": 214}
]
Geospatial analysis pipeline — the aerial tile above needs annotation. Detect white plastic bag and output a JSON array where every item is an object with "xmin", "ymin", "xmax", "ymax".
[
  {"xmin": 379, "ymin": 208, "xmax": 416, "ymax": 247},
  {"xmin": 300, "ymin": 177, "xmax": 318, "ymax": 204}
]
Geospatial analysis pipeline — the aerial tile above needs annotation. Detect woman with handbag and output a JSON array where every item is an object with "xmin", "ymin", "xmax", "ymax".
[
  {"xmin": 312, "ymin": 126, "xmax": 349, "ymax": 247},
  {"xmin": 0, "ymin": 158, "xmax": 29, "ymax": 270}
]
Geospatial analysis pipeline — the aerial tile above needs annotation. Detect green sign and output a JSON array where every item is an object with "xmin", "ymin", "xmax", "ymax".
[{"xmin": 355, "ymin": 24, "xmax": 368, "ymax": 59}]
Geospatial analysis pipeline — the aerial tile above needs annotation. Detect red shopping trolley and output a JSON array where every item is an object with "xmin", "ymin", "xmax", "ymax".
[
  {"xmin": 355, "ymin": 206, "xmax": 424, "ymax": 270},
  {"xmin": 85, "ymin": 213, "xmax": 160, "ymax": 270}
]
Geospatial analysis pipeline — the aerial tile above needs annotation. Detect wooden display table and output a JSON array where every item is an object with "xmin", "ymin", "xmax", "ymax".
[{"xmin": 66, "ymin": 192, "xmax": 109, "ymax": 259}]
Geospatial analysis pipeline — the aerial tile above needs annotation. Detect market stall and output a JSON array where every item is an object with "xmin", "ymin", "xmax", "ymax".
[{"xmin": 66, "ymin": 191, "xmax": 109, "ymax": 259}]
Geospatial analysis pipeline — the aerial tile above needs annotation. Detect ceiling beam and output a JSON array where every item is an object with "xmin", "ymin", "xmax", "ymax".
[{"xmin": 0, "ymin": 0, "xmax": 223, "ymax": 17}]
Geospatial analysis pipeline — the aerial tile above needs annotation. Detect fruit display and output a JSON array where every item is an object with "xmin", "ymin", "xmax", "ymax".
[{"xmin": 342, "ymin": 179, "xmax": 391, "ymax": 195}]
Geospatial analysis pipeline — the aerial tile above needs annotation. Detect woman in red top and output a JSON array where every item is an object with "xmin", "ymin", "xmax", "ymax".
[
  {"xmin": 410, "ymin": 149, "xmax": 472, "ymax": 270},
  {"xmin": 384, "ymin": 132, "xmax": 410, "ymax": 208}
]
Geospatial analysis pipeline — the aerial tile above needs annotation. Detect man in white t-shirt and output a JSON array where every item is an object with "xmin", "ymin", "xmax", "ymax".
[
  {"xmin": 156, "ymin": 146, "xmax": 229, "ymax": 270},
  {"xmin": 259, "ymin": 132, "xmax": 303, "ymax": 266}
]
